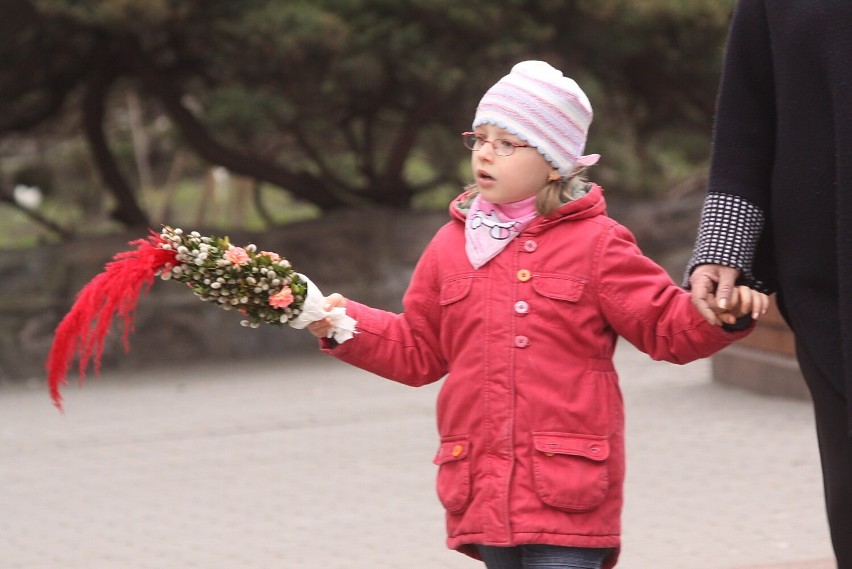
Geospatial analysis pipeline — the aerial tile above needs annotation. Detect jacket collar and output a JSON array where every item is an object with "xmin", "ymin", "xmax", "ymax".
[{"xmin": 449, "ymin": 184, "xmax": 607, "ymax": 231}]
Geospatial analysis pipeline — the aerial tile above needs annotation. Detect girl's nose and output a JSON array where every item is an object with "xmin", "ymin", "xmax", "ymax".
[{"xmin": 477, "ymin": 141, "xmax": 496, "ymax": 162}]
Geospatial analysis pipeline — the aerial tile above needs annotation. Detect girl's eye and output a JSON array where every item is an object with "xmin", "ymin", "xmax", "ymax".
[{"xmin": 496, "ymin": 139, "xmax": 516, "ymax": 151}]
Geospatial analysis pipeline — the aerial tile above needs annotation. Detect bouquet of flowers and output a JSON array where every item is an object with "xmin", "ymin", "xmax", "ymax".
[{"xmin": 46, "ymin": 226, "xmax": 356, "ymax": 409}]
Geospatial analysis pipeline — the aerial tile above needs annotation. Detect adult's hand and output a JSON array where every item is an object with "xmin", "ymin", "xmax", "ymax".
[{"xmin": 689, "ymin": 264, "xmax": 741, "ymax": 325}]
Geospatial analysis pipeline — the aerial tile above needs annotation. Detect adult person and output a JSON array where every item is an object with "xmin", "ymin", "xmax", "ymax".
[{"xmin": 685, "ymin": 1, "xmax": 852, "ymax": 566}]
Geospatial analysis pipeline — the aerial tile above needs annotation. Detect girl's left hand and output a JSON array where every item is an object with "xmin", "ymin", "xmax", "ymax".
[{"xmin": 718, "ymin": 285, "xmax": 770, "ymax": 325}]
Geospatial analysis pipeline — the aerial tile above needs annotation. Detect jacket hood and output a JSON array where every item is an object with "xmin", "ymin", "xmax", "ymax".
[{"xmin": 449, "ymin": 184, "xmax": 608, "ymax": 230}]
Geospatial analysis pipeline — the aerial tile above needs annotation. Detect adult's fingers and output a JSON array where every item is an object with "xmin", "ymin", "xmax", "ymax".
[
  {"xmin": 690, "ymin": 267, "xmax": 723, "ymax": 325},
  {"xmin": 714, "ymin": 266, "xmax": 741, "ymax": 310}
]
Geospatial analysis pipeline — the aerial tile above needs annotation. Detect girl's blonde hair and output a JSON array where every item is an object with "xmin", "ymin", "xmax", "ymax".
[{"xmin": 536, "ymin": 168, "xmax": 592, "ymax": 215}]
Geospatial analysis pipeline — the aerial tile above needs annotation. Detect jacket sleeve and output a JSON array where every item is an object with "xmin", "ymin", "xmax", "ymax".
[
  {"xmin": 319, "ymin": 240, "xmax": 448, "ymax": 387},
  {"xmin": 598, "ymin": 223, "xmax": 753, "ymax": 364},
  {"xmin": 684, "ymin": 0, "xmax": 775, "ymax": 292}
]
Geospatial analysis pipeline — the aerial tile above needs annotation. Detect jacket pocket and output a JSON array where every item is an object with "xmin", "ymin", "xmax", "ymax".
[
  {"xmin": 439, "ymin": 275, "xmax": 474, "ymax": 306},
  {"xmin": 531, "ymin": 432, "xmax": 610, "ymax": 512},
  {"xmin": 433, "ymin": 436, "xmax": 472, "ymax": 514},
  {"xmin": 531, "ymin": 274, "xmax": 586, "ymax": 330},
  {"xmin": 531, "ymin": 274, "xmax": 585, "ymax": 302}
]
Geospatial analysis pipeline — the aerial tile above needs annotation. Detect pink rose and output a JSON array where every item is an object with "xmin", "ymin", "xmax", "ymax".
[
  {"xmin": 269, "ymin": 286, "xmax": 295, "ymax": 309},
  {"xmin": 260, "ymin": 251, "xmax": 281, "ymax": 262},
  {"xmin": 226, "ymin": 246, "xmax": 250, "ymax": 265}
]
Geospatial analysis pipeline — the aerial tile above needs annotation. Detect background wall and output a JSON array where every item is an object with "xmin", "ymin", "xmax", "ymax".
[{"xmin": 0, "ymin": 193, "xmax": 702, "ymax": 386}]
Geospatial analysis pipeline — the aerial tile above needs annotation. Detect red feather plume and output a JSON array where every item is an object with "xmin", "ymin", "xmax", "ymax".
[{"xmin": 46, "ymin": 231, "xmax": 177, "ymax": 410}]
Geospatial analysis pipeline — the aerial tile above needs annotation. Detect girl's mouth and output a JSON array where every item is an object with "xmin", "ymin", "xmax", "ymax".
[{"xmin": 477, "ymin": 169, "xmax": 495, "ymax": 184}]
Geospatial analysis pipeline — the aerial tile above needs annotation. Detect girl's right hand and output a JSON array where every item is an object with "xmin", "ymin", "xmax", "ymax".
[{"xmin": 306, "ymin": 293, "xmax": 348, "ymax": 338}]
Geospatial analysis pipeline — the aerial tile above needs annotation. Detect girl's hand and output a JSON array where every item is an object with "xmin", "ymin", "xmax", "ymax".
[
  {"xmin": 717, "ymin": 285, "xmax": 770, "ymax": 325},
  {"xmin": 306, "ymin": 293, "xmax": 348, "ymax": 338}
]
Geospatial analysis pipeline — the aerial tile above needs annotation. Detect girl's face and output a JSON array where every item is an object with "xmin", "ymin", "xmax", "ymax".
[{"xmin": 469, "ymin": 124, "xmax": 557, "ymax": 204}]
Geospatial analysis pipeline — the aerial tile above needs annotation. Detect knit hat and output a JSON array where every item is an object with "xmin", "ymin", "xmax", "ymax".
[{"xmin": 473, "ymin": 60, "xmax": 599, "ymax": 176}]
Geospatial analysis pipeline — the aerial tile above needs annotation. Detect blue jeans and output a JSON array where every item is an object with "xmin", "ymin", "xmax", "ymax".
[{"xmin": 476, "ymin": 545, "xmax": 611, "ymax": 569}]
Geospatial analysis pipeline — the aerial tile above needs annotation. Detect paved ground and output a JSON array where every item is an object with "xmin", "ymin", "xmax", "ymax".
[{"xmin": 0, "ymin": 340, "xmax": 835, "ymax": 569}]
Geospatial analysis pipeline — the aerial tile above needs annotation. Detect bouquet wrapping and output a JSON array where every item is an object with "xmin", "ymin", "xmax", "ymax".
[{"xmin": 46, "ymin": 226, "xmax": 356, "ymax": 409}]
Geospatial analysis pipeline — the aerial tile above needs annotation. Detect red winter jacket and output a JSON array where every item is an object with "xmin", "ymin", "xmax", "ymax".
[{"xmin": 322, "ymin": 186, "xmax": 751, "ymax": 567}]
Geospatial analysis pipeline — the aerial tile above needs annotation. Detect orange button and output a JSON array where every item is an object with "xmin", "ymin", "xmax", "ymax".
[
  {"xmin": 517, "ymin": 269, "xmax": 532, "ymax": 282},
  {"xmin": 452, "ymin": 444, "xmax": 464, "ymax": 457}
]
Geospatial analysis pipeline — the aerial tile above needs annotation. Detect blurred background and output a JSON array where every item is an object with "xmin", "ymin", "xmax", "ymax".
[
  {"xmin": 0, "ymin": 0, "xmax": 738, "ymax": 381},
  {"xmin": 0, "ymin": 3, "xmax": 836, "ymax": 569}
]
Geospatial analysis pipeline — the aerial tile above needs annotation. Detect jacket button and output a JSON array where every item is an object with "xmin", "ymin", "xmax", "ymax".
[
  {"xmin": 452, "ymin": 444, "xmax": 464, "ymax": 457},
  {"xmin": 514, "ymin": 300, "xmax": 529, "ymax": 315},
  {"xmin": 517, "ymin": 269, "xmax": 531, "ymax": 282},
  {"xmin": 514, "ymin": 335, "xmax": 530, "ymax": 348},
  {"xmin": 523, "ymin": 239, "xmax": 538, "ymax": 252}
]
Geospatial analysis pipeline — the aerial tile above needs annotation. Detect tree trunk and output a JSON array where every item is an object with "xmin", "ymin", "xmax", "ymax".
[
  {"xmin": 81, "ymin": 59, "xmax": 149, "ymax": 228},
  {"xmin": 117, "ymin": 36, "xmax": 347, "ymax": 212}
]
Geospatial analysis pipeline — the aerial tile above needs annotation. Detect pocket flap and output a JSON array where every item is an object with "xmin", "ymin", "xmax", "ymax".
[
  {"xmin": 533, "ymin": 432, "xmax": 609, "ymax": 461},
  {"xmin": 433, "ymin": 436, "xmax": 470, "ymax": 465},
  {"xmin": 532, "ymin": 275, "xmax": 585, "ymax": 302},
  {"xmin": 439, "ymin": 277, "xmax": 473, "ymax": 306}
]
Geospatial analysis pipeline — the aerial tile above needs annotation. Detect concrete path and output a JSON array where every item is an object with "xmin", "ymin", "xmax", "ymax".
[{"xmin": 0, "ymin": 340, "xmax": 835, "ymax": 568}]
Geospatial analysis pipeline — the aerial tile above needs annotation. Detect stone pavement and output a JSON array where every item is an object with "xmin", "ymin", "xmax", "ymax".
[{"xmin": 0, "ymin": 340, "xmax": 835, "ymax": 569}]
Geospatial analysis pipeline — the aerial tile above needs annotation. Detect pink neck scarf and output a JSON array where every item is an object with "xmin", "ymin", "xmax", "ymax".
[{"xmin": 465, "ymin": 194, "xmax": 538, "ymax": 269}]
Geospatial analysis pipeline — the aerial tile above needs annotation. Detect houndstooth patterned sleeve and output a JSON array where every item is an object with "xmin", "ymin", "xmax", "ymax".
[{"xmin": 683, "ymin": 192, "xmax": 769, "ymax": 291}]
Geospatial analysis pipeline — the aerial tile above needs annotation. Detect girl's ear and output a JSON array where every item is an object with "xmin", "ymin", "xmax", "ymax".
[{"xmin": 548, "ymin": 170, "xmax": 561, "ymax": 182}]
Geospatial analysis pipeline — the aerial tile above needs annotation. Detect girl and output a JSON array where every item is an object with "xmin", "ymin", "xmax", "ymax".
[{"xmin": 308, "ymin": 61, "xmax": 768, "ymax": 569}]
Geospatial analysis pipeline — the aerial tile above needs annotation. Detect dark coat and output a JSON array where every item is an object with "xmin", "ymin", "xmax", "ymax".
[{"xmin": 689, "ymin": 0, "xmax": 852, "ymax": 411}]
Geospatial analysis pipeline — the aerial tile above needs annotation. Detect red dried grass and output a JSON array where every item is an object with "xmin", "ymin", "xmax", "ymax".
[{"xmin": 46, "ymin": 232, "xmax": 177, "ymax": 409}]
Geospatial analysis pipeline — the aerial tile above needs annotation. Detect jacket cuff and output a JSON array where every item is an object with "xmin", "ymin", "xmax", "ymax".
[{"xmin": 683, "ymin": 192, "xmax": 768, "ymax": 291}]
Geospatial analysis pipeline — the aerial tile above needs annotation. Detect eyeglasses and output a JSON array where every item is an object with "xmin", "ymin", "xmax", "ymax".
[{"xmin": 461, "ymin": 132, "xmax": 531, "ymax": 156}]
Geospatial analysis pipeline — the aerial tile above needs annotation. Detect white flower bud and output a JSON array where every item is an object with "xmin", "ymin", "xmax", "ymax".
[
  {"xmin": 191, "ymin": 231, "xmax": 200, "ymax": 238},
  {"xmin": 246, "ymin": 244, "xmax": 257, "ymax": 253},
  {"xmin": 246, "ymin": 276, "xmax": 256, "ymax": 285},
  {"xmin": 211, "ymin": 282, "xmax": 222, "ymax": 289},
  {"xmin": 254, "ymin": 287, "xmax": 263, "ymax": 294},
  {"xmin": 174, "ymin": 228, "xmax": 183, "ymax": 235}
]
